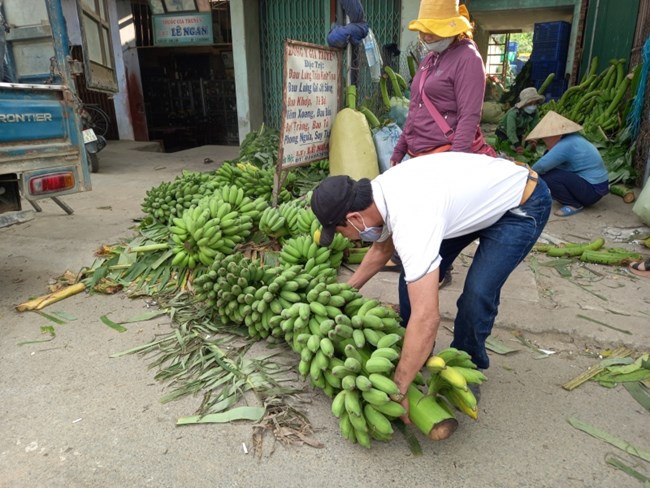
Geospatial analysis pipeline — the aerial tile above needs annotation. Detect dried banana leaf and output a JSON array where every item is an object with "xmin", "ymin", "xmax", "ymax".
[{"xmin": 568, "ymin": 416, "xmax": 650, "ymax": 462}]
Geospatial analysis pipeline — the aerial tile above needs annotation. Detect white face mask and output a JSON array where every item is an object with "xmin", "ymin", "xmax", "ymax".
[
  {"xmin": 523, "ymin": 105, "xmax": 538, "ymax": 114},
  {"xmin": 419, "ymin": 36, "xmax": 454, "ymax": 54}
]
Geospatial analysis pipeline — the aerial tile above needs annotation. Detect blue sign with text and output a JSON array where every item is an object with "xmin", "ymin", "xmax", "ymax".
[{"xmin": 153, "ymin": 13, "xmax": 213, "ymax": 46}]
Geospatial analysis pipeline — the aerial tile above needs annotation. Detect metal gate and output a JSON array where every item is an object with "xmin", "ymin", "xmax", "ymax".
[
  {"xmin": 259, "ymin": 0, "xmax": 331, "ymax": 131},
  {"xmin": 259, "ymin": 0, "xmax": 401, "ymax": 130},
  {"xmin": 354, "ymin": 0, "xmax": 402, "ymax": 116}
]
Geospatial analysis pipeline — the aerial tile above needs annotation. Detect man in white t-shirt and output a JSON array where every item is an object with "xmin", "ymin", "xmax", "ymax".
[{"xmin": 311, "ymin": 152, "xmax": 551, "ymax": 419}]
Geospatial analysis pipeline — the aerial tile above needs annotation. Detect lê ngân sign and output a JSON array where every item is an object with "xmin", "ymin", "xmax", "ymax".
[
  {"xmin": 152, "ymin": 13, "xmax": 213, "ymax": 46},
  {"xmin": 278, "ymin": 40, "xmax": 341, "ymax": 169}
]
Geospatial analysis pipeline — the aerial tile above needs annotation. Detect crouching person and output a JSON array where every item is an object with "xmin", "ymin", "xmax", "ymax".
[
  {"xmin": 527, "ymin": 111, "xmax": 610, "ymax": 217},
  {"xmin": 310, "ymin": 153, "xmax": 551, "ymax": 420}
]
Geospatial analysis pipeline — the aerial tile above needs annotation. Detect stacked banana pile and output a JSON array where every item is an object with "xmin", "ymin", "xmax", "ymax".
[
  {"xmin": 214, "ymin": 162, "xmax": 295, "ymax": 203},
  {"xmin": 141, "ymin": 171, "xmax": 219, "ymax": 224},
  {"xmin": 192, "ymin": 249, "xmax": 420, "ymax": 446},
  {"xmin": 142, "ymin": 161, "xmax": 300, "ymax": 226},
  {"xmin": 139, "ymin": 152, "xmax": 487, "ymax": 447}
]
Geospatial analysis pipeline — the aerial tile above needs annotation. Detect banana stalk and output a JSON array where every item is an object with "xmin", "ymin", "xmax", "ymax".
[
  {"xmin": 406, "ymin": 385, "xmax": 458, "ymax": 441},
  {"xmin": 16, "ymin": 283, "xmax": 86, "ymax": 312},
  {"xmin": 609, "ymin": 184, "xmax": 635, "ymax": 203},
  {"xmin": 128, "ymin": 243, "xmax": 170, "ymax": 253},
  {"xmin": 545, "ymin": 238, "xmax": 605, "ymax": 257},
  {"xmin": 579, "ymin": 249, "xmax": 642, "ymax": 266}
]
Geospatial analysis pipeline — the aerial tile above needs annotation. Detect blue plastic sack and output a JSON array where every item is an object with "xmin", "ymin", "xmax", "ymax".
[
  {"xmin": 327, "ymin": 0, "xmax": 367, "ymax": 48},
  {"xmin": 327, "ymin": 22, "xmax": 369, "ymax": 48},
  {"xmin": 373, "ymin": 123, "xmax": 404, "ymax": 173}
]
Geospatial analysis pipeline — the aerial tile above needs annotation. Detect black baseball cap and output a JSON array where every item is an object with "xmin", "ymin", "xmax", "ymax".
[{"xmin": 311, "ymin": 175, "xmax": 358, "ymax": 246}]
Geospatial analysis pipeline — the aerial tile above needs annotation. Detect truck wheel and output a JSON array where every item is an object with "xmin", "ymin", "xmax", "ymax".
[{"xmin": 89, "ymin": 152, "xmax": 99, "ymax": 173}]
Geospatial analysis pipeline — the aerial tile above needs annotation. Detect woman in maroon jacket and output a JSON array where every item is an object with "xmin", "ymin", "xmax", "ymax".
[
  {"xmin": 387, "ymin": 1, "xmax": 489, "ymax": 288},
  {"xmin": 390, "ymin": 0, "xmax": 488, "ymax": 164}
]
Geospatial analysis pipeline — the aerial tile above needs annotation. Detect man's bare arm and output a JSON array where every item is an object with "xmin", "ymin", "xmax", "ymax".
[
  {"xmin": 347, "ymin": 238, "xmax": 395, "ymax": 290},
  {"xmin": 392, "ymin": 269, "xmax": 441, "ymax": 419}
]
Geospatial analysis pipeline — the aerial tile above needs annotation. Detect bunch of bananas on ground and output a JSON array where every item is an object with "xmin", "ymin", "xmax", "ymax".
[
  {"xmin": 294, "ymin": 207, "xmax": 320, "ymax": 236},
  {"xmin": 279, "ymin": 234, "xmax": 349, "ymax": 270},
  {"xmin": 192, "ymin": 248, "xmax": 415, "ymax": 446},
  {"xmin": 290, "ymin": 297, "xmax": 410, "ymax": 447},
  {"xmin": 142, "ymin": 171, "xmax": 220, "ymax": 224},
  {"xmin": 214, "ymin": 162, "xmax": 295, "ymax": 203},
  {"xmin": 191, "ymin": 244, "xmax": 480, "ymax": 446},
  {"xmin": 169, "ymin": 194, "xmax": 258, "ymax": 268},
  {"xmin": 425, "ymin": 347, "xmax": 487, "ymax": 420},
  {"xmin": 203, "ymin": 183, "xmax": 267, "ymax": 226},
  {"xmin": 258, "ymin": 206, "xmax": 289, "ymax": 238},
  {"xmin": 192, "ymin": 253, "xmax": 267, "ymax": 325}
]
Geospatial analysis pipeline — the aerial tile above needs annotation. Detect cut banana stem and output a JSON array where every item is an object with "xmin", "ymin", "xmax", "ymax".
[{"xmin": 406, "ymin": 385, "xmax": 458, "ymax": 441}]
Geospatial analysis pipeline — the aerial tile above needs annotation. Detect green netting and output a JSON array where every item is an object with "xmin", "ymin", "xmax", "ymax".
[
  {"xmin": 260, "ymin": 0, "xmax": 402, "ymax": 130},
  {"xmin": 353, "ymin": 0, "xmax": 402, "ymax": 117},
  {"xmin": 259, "ymin": 0, "xmax": 330, "ymax": 131}
]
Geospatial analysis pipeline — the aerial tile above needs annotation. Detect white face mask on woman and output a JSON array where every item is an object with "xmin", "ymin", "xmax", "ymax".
[
  {"xmin": 419, "ymin": 36, "xmax": 454, "ymax": 54},
  {"xmin": 523, "ymin": 105, "xmax": 538, "ymax": 114}
]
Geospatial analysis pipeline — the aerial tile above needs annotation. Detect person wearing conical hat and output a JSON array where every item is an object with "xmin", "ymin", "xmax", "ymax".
[
  {"xmin": 527, "ymin": 111, "xmax": 609, "ymax": 217},
  {"xmin": 390, "ymin": 0, "xmax": 489, "ymax": 166},
  {"xmin": 495, "ymin": 87, "xmax": 546, "ymax": 154}
]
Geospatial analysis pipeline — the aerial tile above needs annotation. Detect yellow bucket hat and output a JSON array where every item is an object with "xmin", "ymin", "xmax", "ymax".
[
  {"xmin": 525, "ymin": 111, "xmax": 583, "ymax": 141},
  {"xmin": 408, "ymin": 0, "xmax": 473, "ymax": 37}
]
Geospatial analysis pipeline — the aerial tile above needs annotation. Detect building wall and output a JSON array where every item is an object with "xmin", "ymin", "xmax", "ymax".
[
  {"xmin": 109, "ymin": 0, "xmax": 135, "ymax": 141},
  {"xmin": 116, "ymin": 0, "xmax": 148, "ymax": 141},
  {"xmin": 231, "ymin": 0, "xmax": 264, "ymax": 144}
]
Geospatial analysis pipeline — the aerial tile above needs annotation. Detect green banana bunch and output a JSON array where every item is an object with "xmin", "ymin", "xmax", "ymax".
[
  {"xmin": 278, "ymin": 200, "xmax": 306, "ymax": 237},
  {"xmin": 169, "ymin": 193, "xmax": 258, "ymax": 269},
  {"xmin": 189, "ymin": 218, "xmax": 424, "ymax": 447},
  {"xmin": 295, "ymin": 207, "xmax": 321, "ymax": 236},
  {"xmin": 215, "ymin": 162, "xmax": 295, "ymax": 203},
  {"xmin": 259, "ymin": 206, "xmax": 289, "ymax": 238},
  {"xmin": 142, "ymin": 171, "xmax": 220, "ymax": 224},
  {"xmin": 192, "ymin": 253, "xmax": 266, "ymax": 325},
  {"xmin": 425, "ymin": 347, "xmax": 487, "ymax": 420},
  {"xmin": 279, "ymin": 235, "xmax": 348, "ymax": 274}
]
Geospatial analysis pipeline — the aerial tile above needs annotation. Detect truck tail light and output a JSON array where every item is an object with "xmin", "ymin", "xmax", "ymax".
[{"xmin": 29, "ymin": 172, "xmax": 75, "ymax": 195}]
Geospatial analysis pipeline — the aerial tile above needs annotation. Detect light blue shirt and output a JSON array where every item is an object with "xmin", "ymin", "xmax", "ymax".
[{"xmin": 531, "ymin": 133, "xmax": 608, "ymax": 184}]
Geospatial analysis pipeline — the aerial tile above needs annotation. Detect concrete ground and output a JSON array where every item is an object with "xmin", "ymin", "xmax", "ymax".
[{"xmin": 1, "ymin": 141, "xmax": 649, "ymax": 488}]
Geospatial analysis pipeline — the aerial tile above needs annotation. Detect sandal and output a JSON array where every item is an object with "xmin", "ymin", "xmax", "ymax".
[
  {"xmin": 554, "ymin": 205, "xmax": 584, "ymax": 217},
  {"xmin": 628, "ymin": 258, "xmax": 650, "ymax": 278}
]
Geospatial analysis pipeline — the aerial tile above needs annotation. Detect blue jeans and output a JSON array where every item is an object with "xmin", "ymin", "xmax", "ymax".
[
  {"xmin": 398, "ymin": 178, "xmax": 551, "ymax": 369},
  {"xmin": 540, "ymin": 168, "xmax": 608, "ymax": 209}
]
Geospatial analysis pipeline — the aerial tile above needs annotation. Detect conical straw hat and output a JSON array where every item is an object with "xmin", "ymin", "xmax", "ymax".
[{"xmin": 525, "ymin": 111, "xmax": 583, "ymax": 141}]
